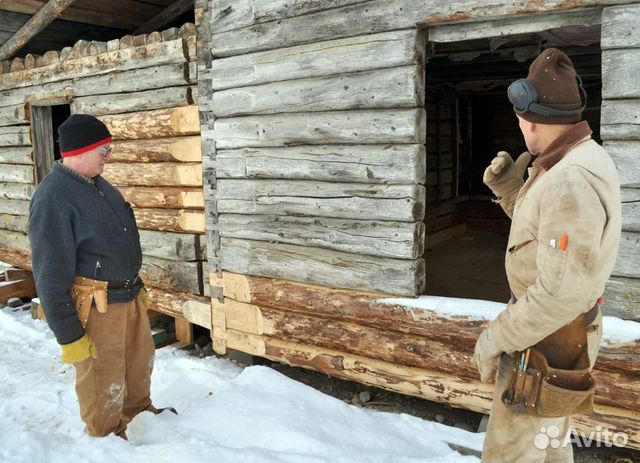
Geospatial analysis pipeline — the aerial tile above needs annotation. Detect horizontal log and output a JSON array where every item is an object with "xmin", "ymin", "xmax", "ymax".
[
  {"xmin": 119, "ymin": 186, "xmax": 204, "ymax": 208},
  {"xmin": 210, "ymin": 271, "xmax": 640, "ymax": 375},
  {"xmin": 602, "ymin": 4, "xmax": 640, "ymax": 49},
  {"xmin": 216, "ymin": 144, "xmax": 426, "ymax": 184},
  {"xmin": 72, "ymin": 86, "xmax": 193, "ymax": 116},
  {"xmin": 0, "ymin": 229, "xmax": 30, "ymax": 253},
  {"xmin": 0, "ymin": 38, "xmax": 187, "ymax": 90},
  {"xmin": 0, "ymin": 147, "xmax": 32, "ymax": 165},
  {"xmin": 0, "ymin": 213, "xmax": 28, "ymax": 233},
  {"xmin": 218, "ymin": 237, "xmax": 425, "ymax": 295},
  {"xmin": 0, "ymin": 182, "xmax": 35, "ymax": 200},
  {"xmin": 110, "ymin": 136, "xmax": 202, "ymax": 162},
  {"xmin": 211, "ymin": 29, "xmax": 423, "ymax": 90},
  {"xmin": 140, "ymin": 256, "xmax": 201, "ymax": 294},
  {"xmin": 99, "ymin": 106, "xmax": 200, "ymax": 140},
  {"xmin": 145, "ymin": 285, "xmax": 211, "ymax": 328},
  {"xmin": 216, "ymin": 180, "xmax": 426, "ymax": 221},
  {"xmin": 139, "ymin": 229, "xmax": 203, "ymax": 261},
  {"xmin": 613, "ymin": 231, "xmax": 640, "ymax": 278},
  {"xmin": 102, "ymin": 163, "xmax": 202, "ymax": 187},
  {"xmin": 212, "ymin": 66, "xmax": 424, "ymax": 117},
  {"xmin": 0, "ymin": 126, "xmax": 31, "ymax": 146},
  {"xmin": 0, "ymin": 198, "xmax": 29, "ymax": 216},
  {"xmin": 215, "ymin": 329, "xmax": 640, "ymax": 449},
  {"xmin": 603, "ymin": 276, "xmax": 640, "ymax": 321},
  {"xmin": 602, "ymin": 49, "xmax": 640, "ymax": 99},
  {"xmin": 429, "ymin": 8, "xmax": 601, "ymax": 43},
  {"xmin": 0, "ymin": 103, "xmax": 28, "ymax": 126},
  {"xmin": 622, "ymin": 188, "xmax": 640, "ymax": 232},
  {"xmin": 600, "ymin": 99, "xmax": 640, "ymax": 140},
  {"xmin": 605, "ymin": 141, "xmax": 639, "ymax": 187},
  {"xmin": 213, "ymin": 109, "xmax": 426, "ymax": 148},
  {"xmin": 134, "ymin": 207, "xmax": 205, "ymax": 233},
  {"xmin": 1, "ymin": 63, "xmax": 189, "ymax": 107},
  {"xmin": 0, "ymin": 164, "xmax": 33, "ymax": 183},
  {"xmin": 217, "ymin": 214, "xmax": 424, "ymax": 259},
  {"xmin": 210, "ymin": 0, "xmax": 608, "ymax": 57}
]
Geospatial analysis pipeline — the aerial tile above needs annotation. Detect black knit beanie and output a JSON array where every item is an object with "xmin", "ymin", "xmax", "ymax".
[{"xmin": 59, "ymin": 114, "xmax": 112, "ymax": 157}]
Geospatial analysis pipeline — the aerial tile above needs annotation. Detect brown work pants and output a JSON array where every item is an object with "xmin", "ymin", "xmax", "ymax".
[
  {"xmin": 73, "ymin": 292, "xmax": 155, "ymax": 437},
  {"xmin": 482, "ymin": 311, "xmax": 602, "ymax": 463}
]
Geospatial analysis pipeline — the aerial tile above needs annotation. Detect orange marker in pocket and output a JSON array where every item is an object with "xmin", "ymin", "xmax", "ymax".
[{"xmin": 559, "ymin": 234, "xmax": 569, "ymax": 251}]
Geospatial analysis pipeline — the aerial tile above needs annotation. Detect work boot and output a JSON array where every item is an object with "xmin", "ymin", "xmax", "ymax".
[
  {"xmin": 116, "ymin": 430, "xmax": 128, "ymax": 441},
  {"xmin": 145, "ymin": 404, "xmax": 177, "ymax": 415}
]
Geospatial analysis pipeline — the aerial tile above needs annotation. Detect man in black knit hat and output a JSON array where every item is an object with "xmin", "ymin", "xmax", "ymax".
[{"xmin": 29, "ymin": 114, "xmax": 172, "ymax": 440}]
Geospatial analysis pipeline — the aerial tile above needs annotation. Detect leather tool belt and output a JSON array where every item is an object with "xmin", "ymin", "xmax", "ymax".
[
  {"xmin": 501, "ymin": 302, "xmax": 599, "ymax": 418},
  {"xmin": 71, "ymin": 276, "xmax": 109, "ymax": 328}
]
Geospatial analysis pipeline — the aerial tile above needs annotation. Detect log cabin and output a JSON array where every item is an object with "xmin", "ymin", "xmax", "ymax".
[{"xmin": 0, "ymin": 0, "xmax": 638, "ymax": 449}]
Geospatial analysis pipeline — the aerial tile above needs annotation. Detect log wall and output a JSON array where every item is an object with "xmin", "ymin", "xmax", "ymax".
[
  {"xmin": 0, "ymin": 24, "xmax": 210, "ymax": 319},
  {"xmin": 601, "ymin": 4, "xmax": 640, "ymax": 320}
]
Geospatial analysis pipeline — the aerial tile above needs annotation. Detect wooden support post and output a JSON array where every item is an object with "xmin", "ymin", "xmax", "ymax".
[
  {"xmin": 0, "ymin": 0, "xmax": 77, "ymax": 61},
  {"xmin": 174, "ymin": 316, "xmax": 194, "ymax": 345}
]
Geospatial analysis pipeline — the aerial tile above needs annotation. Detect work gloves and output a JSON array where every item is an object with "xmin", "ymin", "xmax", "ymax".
[
  {"xmin": 483, "ymin": 151, "xmax": 531, "ymax": 199},
  {"xmin": 61, "ymin": 334, "xmax": 98, "ymax": 364},
  {"xmin": 473, "ymin": 327, "xmax": 503, "ymax": 384}
]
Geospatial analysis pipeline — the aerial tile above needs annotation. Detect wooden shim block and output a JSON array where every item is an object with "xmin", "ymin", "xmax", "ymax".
[
  {"xmin": 211, "ymin": 29, "xmax": 423, "ymax": 90},
  {"xmin": 0, "ymin": 104, "xmax": 28, "ymax": 126},
  {"xmin": 0, "ymin": 126, "xmax": 31, "ymax": 147},
  {"xmin": 0, "ymin": 213, "xmax": 28, "ymax": 233},
  {"xmin": 622, "ymin": 187, "xmax": 640, "ymax": 232},
  {"xmin": 0, "ymin": 278, "xmax": 35, "ymax": 304},
  {"xmin": 24, "ymin": 55, "xmax": 37, "ymax": 69},
  {"xmin": 605, "ymin": 141, "xmax": 640, "ymax": 187},
  {"xmin": 139, "ymin": 229, "xmax": 201, "ymax": 261},
  {"xmin": 145, "ymin": 285, "xmax": 210, "ymax": 327},
  {"xmin": 72, "ymin": 40, "xmax": 91, "ymax": 58},
  {"xmin": 0, "ymin": 248, "xmax": 31, "ymax": 270},
  {"xmin": 0, "ymin": 164, "xmax": 34, "ymax": 183},
  {"xmin": 601, "ymin": 99, "xmax": 640, "ymax": 140},
  {"xmin": 0, "ymin": 229, "xmax": 30, "ymax": 253},
  {"xmin": 211, "ymin": 65, "xmax": 424, "ymax": 117},
  {"xmin": 0, "ymin": 147, "xmax": 32, "ymax": 165},
  {"xmin": 99, "ymin": 106, "xmax": 200, "ymax": 140},
  {"xmin": 1, "ymin": 63, "xmax": 189, "ymax": 107},
  {"xmin": 603, "ymin": 276, "xmax": 640, "ymax": 321},
  {"xmin": 72, "ymin": 86, "xmax": 192, "ymax": 116},
  {"xmin": 119, "ymin": 186, "xmax": 204, "ymax": 208},
  {"xmin": 214, "ymin": 109, "xmax": 426, "ymax": 148},
  {"xmin": 602, "ymin": 4, "xmax": 640, "ymax": 50},
  {"xmin": 134, "ymin": 207, "xmax": 205, "ymax": 233},
  {"xmin": 210, "ymin": 271, "xmax": 640, "ymax": 376},
  {"xmin": 218, "ymin": 214, "xmax": 424, "ymax": 259},
  {"xmin": 0, "ymin": 182, "xmax": 35, "ymax": 200},
  {"xmin": 10, "ymin": 57, "xmax": 24, "ymax": 73},
  {"xmin": 613, "ymin": 231, "xmax": 640, "ymax": 279},
  {"xmin": 0, "ymin": 39, "xmax": 187, "ymax": 91},
  {"xmin": 175, "ymin": 317, "xmax": 195, "ymax": 344},
  {"xmin": 0, "ymin": 198, "xmax": 29, "ymax": 216},
  {"xmin": 111, "ymin": 136, "xmax": 202, "ymax": 163},
  {"xmin": 102, "ymin": 162, "xmax": 202, "ymax": 187},
  {"xmin": 140, "ymin": 256, "xmax": 201, "ymax": 294},
  {"xmin": 216, "ymin": 144, "xmax": 425, "ymax": 184},
  {"xmin": 602, "ymin": 49, "xmax": 640, "ymax": 99},
  {"xmin": 216, "ymin": 180, "xmax": 425, "ymax": 221},
  {"xmin": 210, "ymin": 0, "xmax": 607, "ymax": 57},
  {"xmin": 428, "ymin": 9, "xmax": 601, "ymax": 43},
  {"xmin": 218, "ymin": 237, "xmax": 425, "ymax": 295}
]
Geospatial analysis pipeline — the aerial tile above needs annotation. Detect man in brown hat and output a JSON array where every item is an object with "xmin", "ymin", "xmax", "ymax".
[
  {"xmin": 473, "ymin": 49, "xmax": 621, "ymax": 462},
  {"xmin": 29, "ymin": 114, "xmax": 173, "ymax": 440}
]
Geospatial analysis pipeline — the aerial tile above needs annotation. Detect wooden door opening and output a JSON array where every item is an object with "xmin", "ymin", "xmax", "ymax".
[{"xmin": 31, "ymin": 104, "xmax": 71, "ymax": 184}]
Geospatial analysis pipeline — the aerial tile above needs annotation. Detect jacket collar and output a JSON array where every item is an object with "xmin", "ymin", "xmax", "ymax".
[
  {"xmin": 533, "ymin": 121, "xmax": 592, "ymax": 171},
  {"xmin": 54, "ymin": 160, "xmax": 96, "ymax": 185}
]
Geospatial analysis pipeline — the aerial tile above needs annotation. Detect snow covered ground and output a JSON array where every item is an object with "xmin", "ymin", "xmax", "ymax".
[{"xmin": 0, "ymin": 307, "xmax": 483, "ymax": 463}]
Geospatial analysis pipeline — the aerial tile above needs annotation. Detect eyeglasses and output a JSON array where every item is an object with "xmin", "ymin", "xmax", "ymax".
[{"xmin": 97, "ymin": 146, "xmax": 112, "ymax": 158}]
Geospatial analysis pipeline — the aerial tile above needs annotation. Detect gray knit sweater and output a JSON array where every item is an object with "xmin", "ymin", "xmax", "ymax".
[{"xmin": 28, "ymin": 161, "xmax": 143, "ymax": 345}]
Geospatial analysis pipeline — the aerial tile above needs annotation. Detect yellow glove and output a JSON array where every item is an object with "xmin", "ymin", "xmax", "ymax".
[
  {"xmin": 61, "ymin": 335, "xmax": 98, "ymax": 364},
  {"xmin": 140, "ymin": 287, "xmax": 151, "ymax": 310}
]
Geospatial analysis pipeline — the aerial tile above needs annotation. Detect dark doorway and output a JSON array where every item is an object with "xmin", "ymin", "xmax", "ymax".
[{"xmin": 31, "ymin": 104, "xmax": 71, "ymax": 184}]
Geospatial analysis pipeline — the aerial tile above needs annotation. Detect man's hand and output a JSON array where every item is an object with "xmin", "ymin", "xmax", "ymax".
[
  {"xmin": 483, "ymin": 151, "xmax": 531, "ymax": 197},
  {"xmin": 61, "ymin": 334, "xmax": 98, "ymax": 364},
  {"xmin": 473, "ymin": 327, "xmax": 503, "ymax": 383}
]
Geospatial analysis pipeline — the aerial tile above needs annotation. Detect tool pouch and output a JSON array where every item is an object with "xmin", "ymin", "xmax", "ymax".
[
  {"xmin": 71, "ymin": 276, "xmax": 109, "ymax": 328},
  {"xmin": 501, "ymin": 308, "xmax": 597, "ymax": 417}
]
